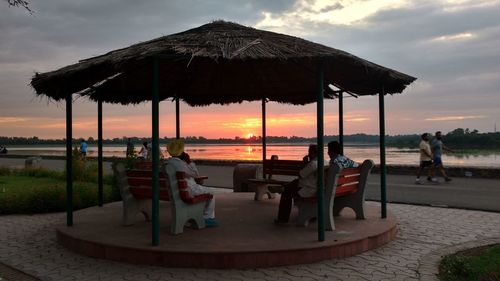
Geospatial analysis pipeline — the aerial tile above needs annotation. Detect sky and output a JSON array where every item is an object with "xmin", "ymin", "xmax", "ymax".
[{"xmin": 1, "ymin": 0, "xmax": 499, "ymax": 139}]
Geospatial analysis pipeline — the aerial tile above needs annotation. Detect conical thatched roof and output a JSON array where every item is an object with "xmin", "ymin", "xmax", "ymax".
[{"xmin": 31, "ymin": 20, "xmax": 416, "ymax": 106}]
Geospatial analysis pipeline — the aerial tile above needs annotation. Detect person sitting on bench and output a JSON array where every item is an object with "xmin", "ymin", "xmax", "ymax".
[
  {"xmin": 328, "ymin": 141, "xmax": 358, "ymax": 168},
  {"xmin": 166, "ymin": 139, "xmax": 219, "ymax": 227},
  {"xmin": 274, "ymin": 144, "xmax": 318, "ymax": 224}
]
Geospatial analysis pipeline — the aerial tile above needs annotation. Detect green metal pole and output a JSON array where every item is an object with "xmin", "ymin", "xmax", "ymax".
[
  {"xmin": 98, "ymin": 99, "xmax": 103, "ymax": 207},
  {"xmin": 262, "ymin": 98, "xmax": 266, "ymax": 177},
  {"xmin": 317, "ymin": 63, "xmax": 325, "ymax": 242},
  {"xmin": 338, "ymin": 92, "xmax": 344, "ymax": 155},
  {"xmin": 65, "ymin": 93, "xmax": 73, "ymax": 226},
  {"xmin": 152, "ymin": 58, "xmax": 160, "ymax": 246},
  {"xmin": 176, "ymin": 96, "xmax": 180, "ymax": 139},
  {"xmin": 379, "ymin": 86, "xmax": 387, "ymax": 218}
]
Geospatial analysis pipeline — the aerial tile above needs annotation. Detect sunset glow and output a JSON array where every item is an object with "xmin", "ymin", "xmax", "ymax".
[{"xmin": 247, "ymin": 133, "xmax": 254, "ymax": 139}]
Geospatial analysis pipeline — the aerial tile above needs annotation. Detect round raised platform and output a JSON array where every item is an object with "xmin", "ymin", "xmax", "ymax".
[{"xmin": 56, "ymin": 193, "xmax": 397, "ymax": 268}]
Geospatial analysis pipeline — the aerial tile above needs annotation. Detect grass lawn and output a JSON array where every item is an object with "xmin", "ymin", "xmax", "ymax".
[
  {"xmin": 439, "ymin": 244, "xmax": 500, "ymax": 281},
  {"xmin": 0, "ymin": 175, "xmax": 115, "ymax": 214}
]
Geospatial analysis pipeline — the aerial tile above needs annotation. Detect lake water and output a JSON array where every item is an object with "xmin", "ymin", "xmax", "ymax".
[{"xmin": 5, "ymin": 144, "xmax": 500, "ymax": 168}]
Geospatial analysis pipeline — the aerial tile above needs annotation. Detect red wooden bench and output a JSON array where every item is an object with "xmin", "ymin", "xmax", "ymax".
[
  {"xmin": 294, "ymin": 159, "xmax": 375, "ymax": 229},
  {"xmin": 113, "ymin": 162, "xmax": 213, "ymax": 234},
  {"xmin": 247, "ymin": 159, "xmax": 305, "ymax": 200}
]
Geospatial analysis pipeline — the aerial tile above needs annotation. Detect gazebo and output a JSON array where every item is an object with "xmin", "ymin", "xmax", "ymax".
[{"xmin": 31, "ymin": 20, "xmax": 416, "ymax": 246}]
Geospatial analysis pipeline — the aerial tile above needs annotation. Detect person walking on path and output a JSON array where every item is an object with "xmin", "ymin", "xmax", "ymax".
[
  {"xmin": 431, "ymin": 131, "xmax": 454, "ymax": 182},
  {"xmin": 79, "ymin": 139, "xmax": 87, "ymax": 158},
  {"xmin": 274, "ymin": 144, "xmax": 318, "ymax": 224},
  {"xmin": 415, "ymin": 133, "xmax": 435, "ymax": 184}
]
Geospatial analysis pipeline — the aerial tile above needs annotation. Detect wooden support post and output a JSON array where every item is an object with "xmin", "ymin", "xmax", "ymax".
[
  {"xmin": 317, "ymin": 64, "xmax": 325, "ymax": 242},
  {"xmin": 379, "ymin": 86, "xmax": 387, "ymax": 218},
  {"xmin": 176, "ymin": 96, "xmax": 180, "ymax": 139},
  {"xmin": 262, "ymin": 98, "xmax": 266, "ymax": 178},
  {"xmin": 338, "ymin": 92, "xmax": 344, "ymax": 155},
  {"xmin": 98, "ymin": 99, "xmax": 103, "ymax": 207},
  {"xmin": 65, "ymin": 93, "xmax": 73, "ymax": 226},
  {"xmin": 152, "ymin": 58, "xmax": 160, "ymax": 245}
]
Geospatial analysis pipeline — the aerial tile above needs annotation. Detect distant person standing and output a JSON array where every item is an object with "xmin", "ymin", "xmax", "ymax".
[
  {"xmin": 138, "ymin": 142, "xmax": 148, "ymax": 159},
  {"xmin": 126, "ymin": 138, "xmax": 135, "ymax": 157},
  {"xmin": 79, "ymin": 139, "xmax": 87, "ymax": 158},
  {"xmin": 431, "ymin": 131, "xmax": 454, "ymax": 182},
  {"xmin": 146, "ymin": 142, "xmax": 153, "ymax": 160},
  {"xmin": 415, "ymin": 133, "xmax": 435, "ymax": 184}
]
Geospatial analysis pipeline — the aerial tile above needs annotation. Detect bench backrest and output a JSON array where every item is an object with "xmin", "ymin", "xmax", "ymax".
[
  {"xmin": 133, "ymin": 160, "xmax": 165, "ymax": 170},
  {"xmin": 114, "ymin": 162, "xmax": 211, "ymax": 205},
  {"xmin": 263, "ymin": 159, "xmax": 305, "ymax": 179},
  {"xmin": 125, "ymin": 168, "xmax": 170, "ymax": 200},
  {"xmin": 325, "ymin": 159, "xmax": 374, "ymax": 201}
]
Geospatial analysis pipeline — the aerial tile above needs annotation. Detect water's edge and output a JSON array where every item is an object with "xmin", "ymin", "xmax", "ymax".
[{"xmin": 2, "ymin": 154, "xmax": 499, "ymax": 179}]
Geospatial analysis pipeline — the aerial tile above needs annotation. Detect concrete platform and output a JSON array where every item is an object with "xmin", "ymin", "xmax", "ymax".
[{"xmin": 56, "ymin": 193, "xmax": 397, "ymax": 269}]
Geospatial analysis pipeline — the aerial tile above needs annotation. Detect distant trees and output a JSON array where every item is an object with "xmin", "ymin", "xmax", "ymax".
[{"xmin": 443, "ymin": 128, "xmax": 498, "ymax": 149}]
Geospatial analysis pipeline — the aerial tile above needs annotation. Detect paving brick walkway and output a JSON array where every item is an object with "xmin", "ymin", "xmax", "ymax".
[{"xmin": 1, "ymin": 203, "xmax": 500, "ymax": 281}]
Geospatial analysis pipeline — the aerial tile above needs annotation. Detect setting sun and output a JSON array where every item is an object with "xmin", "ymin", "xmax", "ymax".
[{"xmin": 247, "ymin": 133, "xmax": 254, "ymax": 139}]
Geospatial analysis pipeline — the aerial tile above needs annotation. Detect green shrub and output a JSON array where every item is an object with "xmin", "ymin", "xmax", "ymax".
[
  {"xmin": 439, "ymin": 244, "xmax": 500, "ymax": 281},
  {"xmin": 16, "ymin": 167, "xmax": 63, "ymax": 179},
  {"xmin": 0, "ymin": 165, "xmax": 12, "ymax": 176},
  {"xmin": 0, "ymin": 175, "xmax": 114, "ymax": 214},
  {"xmin": 0, "ymin": 157, "xmax": 121, "ymax": 214}
]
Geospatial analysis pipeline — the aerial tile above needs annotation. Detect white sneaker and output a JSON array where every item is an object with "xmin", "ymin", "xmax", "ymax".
[{"xmin": 415, "ymin": 178, "xmax": 421, "ymax": 184}]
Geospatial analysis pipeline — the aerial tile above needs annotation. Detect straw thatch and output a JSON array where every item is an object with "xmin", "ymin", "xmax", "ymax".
[{"xmin": 31, "ymin": 20, "xmax": 416, "ymax": 106}]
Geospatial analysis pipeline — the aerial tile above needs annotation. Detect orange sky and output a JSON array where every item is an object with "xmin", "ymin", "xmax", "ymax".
[
  {"xmin": 0, "ymin": 99, "xmax": 387, "ymax": 139},
  {"xmin": 1, "ymin": 95, "xmax": 493, "ymax": 139}
]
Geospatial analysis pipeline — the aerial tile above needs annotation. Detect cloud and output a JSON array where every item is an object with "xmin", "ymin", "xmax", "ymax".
[
  {"xmin": 1, "ymin": 0, "xmax": 500, "ymax": 138},
  {"xmin": 425, "ymin": 115, "xmax": 486, "ymax": 121},
  {"xmin": 430, "ymin": 32, "xmax": 475, "ymax": 42},
  {"xmin": 0, "ymin": 117, "xmax": 29, "ymax": 123}
]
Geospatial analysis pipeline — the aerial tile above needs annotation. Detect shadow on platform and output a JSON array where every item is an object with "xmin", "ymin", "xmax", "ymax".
[{"xmin": 56, "ymin": 193, "xmax": 397, "ymax": 268}]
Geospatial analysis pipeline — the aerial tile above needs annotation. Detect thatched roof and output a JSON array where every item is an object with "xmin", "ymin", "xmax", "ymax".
[{"xmin": 31, "ymin": 20, "xmax": 416, "ymax": 106}]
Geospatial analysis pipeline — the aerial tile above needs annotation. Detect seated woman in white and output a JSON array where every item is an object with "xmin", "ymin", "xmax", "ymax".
[{"xmin": 165, "ymin": 139, "xmax": 218, "ymax": 227}]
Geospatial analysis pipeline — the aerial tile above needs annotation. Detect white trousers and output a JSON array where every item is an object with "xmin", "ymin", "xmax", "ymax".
[{"xmin": 188, "ymin": 179, "xmax": 215, "ymax": 219}]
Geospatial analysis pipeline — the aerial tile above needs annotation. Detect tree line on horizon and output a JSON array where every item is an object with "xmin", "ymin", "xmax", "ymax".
[{"xmin": 1, "ymin": 128, "xmax": 499, "ymax": 149}]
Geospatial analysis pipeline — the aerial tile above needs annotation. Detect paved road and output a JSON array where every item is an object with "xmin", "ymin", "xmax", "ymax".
[
  {"xmin": 2, "ymin": 158, "xmax": 499, "ymax": 212},
  {"xmin": 365, "ymin": 175, "xmax": 500, "ymax": 213},
  {"xmin": 1, "ymin": 203, "xmax": 500, "ymax": 280}
]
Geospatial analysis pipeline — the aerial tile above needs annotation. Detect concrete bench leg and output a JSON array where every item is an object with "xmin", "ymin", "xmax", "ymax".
[
  {"xmin": 253, "ymin": 184, "xmax": 276, "ymax": 201},
  {"xmin": 122, "ymin": 195, "xmax": 151, "ymax": 226},
  {"xmin": 333, "ymin": 195, "xmax": 365, "ymax": 219},
  {"xmin": 296, "ymin": 202, "xmax": 316, "ymax": 227},
  {"xmin": 296, "ymin": 202, "xmax": 335, "ymax": 230},
  {"xmin": 170, "ymin": 203, "xmax": 206, "ymax": 235}
]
